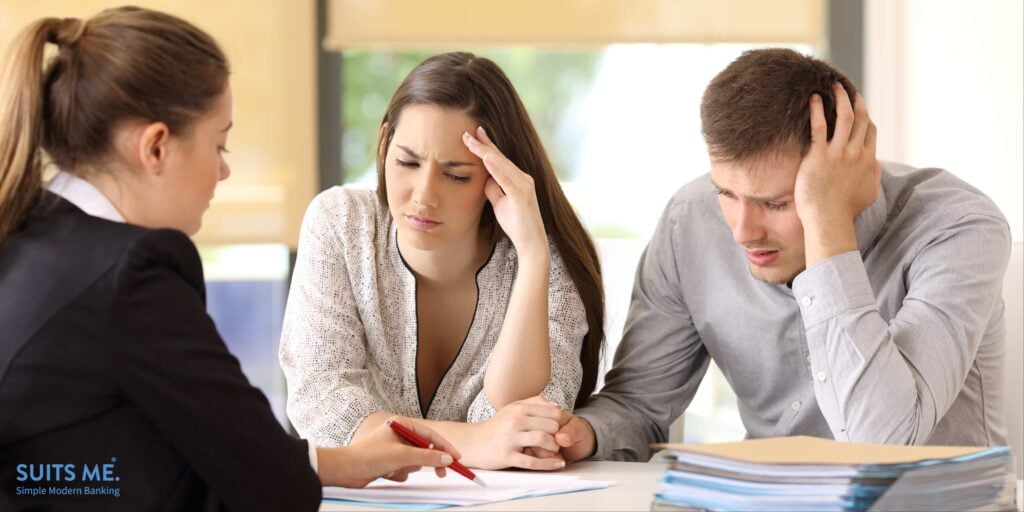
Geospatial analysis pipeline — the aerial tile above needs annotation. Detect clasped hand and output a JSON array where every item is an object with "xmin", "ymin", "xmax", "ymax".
[
  {"xmin": 463, "ymin": 396, "xmax": 568, "ymax": 470},
  {"xmin": 467, "ymin": 397, "xmax": 597, "ymax": 470}
]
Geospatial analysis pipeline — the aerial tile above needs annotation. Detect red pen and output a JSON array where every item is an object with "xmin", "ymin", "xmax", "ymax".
[{"xmin": 386, "ymin": 418, "xmax": 487, "ymax": 487}]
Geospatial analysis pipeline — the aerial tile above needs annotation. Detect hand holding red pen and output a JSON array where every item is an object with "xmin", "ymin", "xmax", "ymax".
[
  {"xmin": 388, "ymin": 419, "xmax": 487, "ymax": 487},
  {"xmin": 317, "ymin": 417, "xmax": 461, "ymax": 488}
]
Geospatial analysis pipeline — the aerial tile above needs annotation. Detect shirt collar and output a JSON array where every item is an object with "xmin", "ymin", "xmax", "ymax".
[{"xmin": 46, "ymin": 170, "xmax": 126, "ymax": 223}]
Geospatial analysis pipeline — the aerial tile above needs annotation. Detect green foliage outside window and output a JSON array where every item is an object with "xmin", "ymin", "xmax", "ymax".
[{"xmin": 340, "ymin": 48, "xmax": 600, "ymax": 184}]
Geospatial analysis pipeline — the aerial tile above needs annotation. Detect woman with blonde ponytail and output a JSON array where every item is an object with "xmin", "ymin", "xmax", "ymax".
[{"xmin": 0, "ymin": 7, "xmax": 459, "ymax": 511}]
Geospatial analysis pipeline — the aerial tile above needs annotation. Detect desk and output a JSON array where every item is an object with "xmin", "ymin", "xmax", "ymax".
[
  {"xmin": 320, "ymin": 464, "xmax": 1023, "ymax": 512},
  {"xmin": 319, "ymin": 461, "xmax": 664, "ymax": 511}
]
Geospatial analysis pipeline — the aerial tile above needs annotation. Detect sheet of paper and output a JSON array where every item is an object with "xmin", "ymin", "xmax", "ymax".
[
  {"xmin": 652, "ymin": 437, "xmax": 1016, "ymax": 512},
  {"xmin": 652, "ymin": 435, "xmax": 991, "ymax": 465},
  {"xmin": 323, "ymin": 469, "xmax": 613, "ymax": 509}
]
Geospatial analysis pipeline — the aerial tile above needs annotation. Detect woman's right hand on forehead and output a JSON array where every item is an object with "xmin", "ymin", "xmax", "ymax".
[{"xmin": 462, "ymin": 126, "xmax": 549, "ymax": 258}]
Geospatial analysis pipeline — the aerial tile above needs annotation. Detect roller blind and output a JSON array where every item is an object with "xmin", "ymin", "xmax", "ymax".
[{"xmin": 325, "ymin": 0, "xmax": 825, "ymax": 48}]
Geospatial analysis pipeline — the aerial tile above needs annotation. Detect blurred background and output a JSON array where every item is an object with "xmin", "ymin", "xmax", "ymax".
[{"xmin": 2, "ymin": 0, "xmax": 1020, "ymax": 471}]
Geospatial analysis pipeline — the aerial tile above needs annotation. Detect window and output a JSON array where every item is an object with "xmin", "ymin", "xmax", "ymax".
[
  {"xmin": 341, "ymin": 43, "xmax": 813, "ymax": 241},
  {"xmin": 339, "ymin": 42, "xmax": 815, "ymax": 443}
]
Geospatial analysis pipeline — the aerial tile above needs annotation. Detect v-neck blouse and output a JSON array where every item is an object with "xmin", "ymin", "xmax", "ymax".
[{"xmin": 280, "ymin": 187, "xmax": 589, "ymax": 447}]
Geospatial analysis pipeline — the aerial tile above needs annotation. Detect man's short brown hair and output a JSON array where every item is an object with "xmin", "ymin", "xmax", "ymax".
[{"xmin": 700, "ymin": 48, "xmax": 858, "ymax": 163}]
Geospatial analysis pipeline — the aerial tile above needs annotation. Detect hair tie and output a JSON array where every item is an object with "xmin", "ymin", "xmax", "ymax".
[{"xmin": 49, "ymin": 17, "xmax": 86, "ymax": 47}]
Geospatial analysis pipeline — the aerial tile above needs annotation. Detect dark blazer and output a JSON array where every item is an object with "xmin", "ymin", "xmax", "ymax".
[{"xmin": 0, "ymin": 195, "xmax": 321, "ymax": 511}]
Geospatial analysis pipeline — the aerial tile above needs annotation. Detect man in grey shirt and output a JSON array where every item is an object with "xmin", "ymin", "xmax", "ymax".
[{"xmin": 549, "ymin": 48, "xmax": 1010, "ymax": 462}]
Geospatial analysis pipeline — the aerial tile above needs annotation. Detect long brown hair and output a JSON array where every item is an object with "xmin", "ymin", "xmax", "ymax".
[
  {"xmin": 0, "ymin": 6, "xmax": 229, "ymax": 242},
  {"xmin": 375, "ymin": 52, "xmax": 605, "ymax": 409}
]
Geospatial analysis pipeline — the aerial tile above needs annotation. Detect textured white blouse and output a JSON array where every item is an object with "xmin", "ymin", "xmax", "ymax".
[{"xmin": 279, "ymin": 187, "xmax": 588, "ymax": 447}]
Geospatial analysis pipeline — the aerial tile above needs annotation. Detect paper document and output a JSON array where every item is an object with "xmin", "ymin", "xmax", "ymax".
[
  {"xmin": 652, "ymin": 435, "xmax": 990, "ymax": 466},
  {"xmin": 323, "ymin": 469, "xmax": 613, "ymax": 509},
  {"xmin": 650, "ymin": 436, "xmax": 1015, "ymax": 512}
]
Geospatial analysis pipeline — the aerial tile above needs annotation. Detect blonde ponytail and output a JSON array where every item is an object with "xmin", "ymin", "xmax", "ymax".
[{"xmin": 0, "ymin": 18, "xmax": 62, "ymax": 242}]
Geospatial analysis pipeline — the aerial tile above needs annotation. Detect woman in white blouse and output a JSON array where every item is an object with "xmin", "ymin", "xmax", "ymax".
[{"xmin": 280, "ymin": 52, "xmax": 605, "ymax": 470}]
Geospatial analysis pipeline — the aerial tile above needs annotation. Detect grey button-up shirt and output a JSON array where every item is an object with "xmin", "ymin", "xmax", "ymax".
[{"xmin": 579, "ymin": 161, "xmax": 1010, "ymax": 461}]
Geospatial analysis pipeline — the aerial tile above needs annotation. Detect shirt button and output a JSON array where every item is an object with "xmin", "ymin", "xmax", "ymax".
[
  {"xmin": 801, "ymin": 296, "xmax": 813, "ymax": 307},
  {"xmin": 791, "ymin": 401, "xmax": 801, "ymax": 410},
  {"xmin": 806, "ymin": 354, "xmax": 812, "ymax": 363},
  {"xmin": 817, "ymin": 371, "xmax": 828, "ymax": 382}
]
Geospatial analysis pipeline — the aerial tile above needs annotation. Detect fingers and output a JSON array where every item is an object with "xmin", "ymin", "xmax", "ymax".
[
  {"xmin": 554, "ymin": 427, "xmax": 579, "ymax": 449},
  {"xmin": 434, "ymin": 466, "xmax": 447, "ymax": 478},
  {"xmin": 830, "ymin": 82, "xmax": 854, "ymax": 146},
  {"xmin": 497, "ymin": 400, "xmax": 563, "ymax": 449},
  {"xmin": 528, "ymin": 447, "xmax": 560, "ymax": 458},
  {"xmin": 482, "ymin": 397, "xmax": 573, "ymax": 470},
  {"xmin": 556, "ymin": 408, "xmax": 576, "ymax": 427},
  {"xmin": 508, "ymin": 402, "xmax": 564, "ymax": 422},
  {"xmin": 382, "ymin": 419, "xmax": 459, "ymax": 467},
  {"xmin": 849, "ymin": 92, "xmax": 871, "ymax": 148},
  {"xmin": 507, "ymin": 451, "xmax": 566, "ymax": 471},
  {"xmin": 396, "ymin": 445, "xmax": 454, "ymax": 470},
  {"xmin": 808, "ymin": 93, "xmax": 828, "ymax": 151},
  {"xmin": 517, "ymin": 415, "xmax": 561, "ymax": 435},
  {"xmin": 513, "ymin": 428, "xmax": 561, "ymax": 452},
  {"xmin": 509, "ymin": 395, "xmax": 564, "ymax": 422},
  {"xmin": 555, "ymin": 431, "xmax": 573, "ymax": 447},
  {"xmin": 462, "ymin": 129, "xmax": 509, "ymax": 187},
  {"xmin": 553, "ymin": 414, "xmax": 583, "ymax": 447},
  {"xmin": 474, "ymin": 124, "xmax": 495, "ymax": 146},
  {"xmin": 865, "ymin": 118, "xmax": 877, "ymax": 152},
  {"xmin": 400, "ymin": 420, "xmax": 462, "ymax": 460},
  {"xmin": 553, "ymin": 416, "xmax": 595, "ymax": 463},
  {"xmin": 462, "ymin": 127, "xmax": 522, "ymax": 193},
  {"xmin": 484, "ymin": 177, "xmax": 504, "ymax": 204},
  {"xmin": 384, "ymin": 468, "xmax": 413, "ymax": 482}
]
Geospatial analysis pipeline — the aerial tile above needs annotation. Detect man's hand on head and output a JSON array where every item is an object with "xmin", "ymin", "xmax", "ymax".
[{"xmin": 794, "ymin": 82, "xmax": 881, "ymax": 268}]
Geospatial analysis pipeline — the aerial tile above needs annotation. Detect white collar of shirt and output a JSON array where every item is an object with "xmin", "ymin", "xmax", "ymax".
[{"xmin": 46, "ymin": 170, "xmax": 126, "ymax": 223}]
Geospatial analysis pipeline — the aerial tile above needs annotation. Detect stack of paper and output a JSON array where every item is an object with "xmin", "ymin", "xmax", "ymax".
[
  {"xmin": 323, "ymin": 469, "xmax": 613, "ymax": 509},
  {"xmin": 651, "ymin": 436, "xmax": 1015, "ymax": 512}
]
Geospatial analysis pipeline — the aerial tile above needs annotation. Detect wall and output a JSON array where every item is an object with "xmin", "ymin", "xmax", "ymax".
[
  {"xmin": 0, "ymin": 0, "xmax": 317, "ymax": 247},
  {"xmin": 867, "ymin": 0, "xmax": 1024, "ymax": 477},
  {"xmin": 866, "ymin": 0, "xmax": 1023, "ymax": 241}
]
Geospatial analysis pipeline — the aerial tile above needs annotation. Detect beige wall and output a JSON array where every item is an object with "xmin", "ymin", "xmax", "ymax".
[
  {"xmin": 0, "ymin": 0, "xmax": 317, "ymax": 247},
  {"xmin": 327, "ymin": 0, "xmax": 824, "ymax": 48}
]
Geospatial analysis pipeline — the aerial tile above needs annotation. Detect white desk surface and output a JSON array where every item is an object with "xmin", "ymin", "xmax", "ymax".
[
  {"xmin": 320, "ymin": 462, "xmax": 1023, "ymax": 512},
  {"xmin": 319, "ymin": 460, "xmax": 665, "ymax": 511}
]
